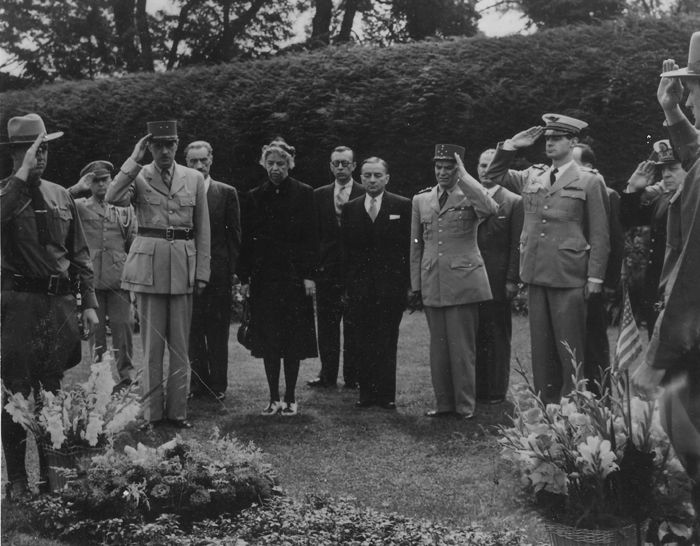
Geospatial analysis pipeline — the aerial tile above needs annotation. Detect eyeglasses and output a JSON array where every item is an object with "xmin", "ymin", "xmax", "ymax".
[{"xmin": 331, "ymin": 160, "xmax": 352, "ymax": 168}]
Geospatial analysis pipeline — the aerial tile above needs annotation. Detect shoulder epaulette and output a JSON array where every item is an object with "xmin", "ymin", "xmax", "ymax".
[
  {"xmin": 531, "ymin": 164, "xmax": 548, "ymax": 171},
  {"xmin": 579, "ymin": 166, "xmax": 599, "ymax": 174},
  {"xmin": 416, "ymin": 185, "xmax": 433, "ymax": 195}
]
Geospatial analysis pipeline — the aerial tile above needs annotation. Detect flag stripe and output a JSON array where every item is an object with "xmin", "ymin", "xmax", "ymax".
[{"xmin": 615, "ymin": 286, "xmax": 644, "ymax": 372}]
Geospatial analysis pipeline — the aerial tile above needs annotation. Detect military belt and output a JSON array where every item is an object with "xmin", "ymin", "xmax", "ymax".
[
  {"xmin": 138, "ymin": 227, "xmax": 194, "ymax": 241},
  {"xmin": 1, "ymin": 273, "xmax": 73, "ymax": 295}
]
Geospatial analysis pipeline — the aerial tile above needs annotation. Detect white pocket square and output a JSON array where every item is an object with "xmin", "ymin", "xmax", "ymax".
[{"xmin": 389, "ymin": 214, "xmax": 401, "ymax": 220}]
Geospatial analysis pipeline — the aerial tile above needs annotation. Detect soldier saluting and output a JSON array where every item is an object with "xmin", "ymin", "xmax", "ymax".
[{"xmin": 485, "ymin": 114, "xmax": 610, "ymax": 404}]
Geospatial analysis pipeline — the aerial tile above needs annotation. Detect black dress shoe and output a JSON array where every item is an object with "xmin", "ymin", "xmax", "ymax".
[
  {"xmin": 169, "ymin": 419, "xmax": 193, "ymax": 429},
  {"xmin": 354, "ymin": 399, "xmax": 374, "ymax": 408},
  {"xmin": 379, "ymin": 401, "xmax": 396, "ymax": 410},
  {"xmin": 425, "ymin": 410, "xmax": 453, "ymax": 418},
  {"xmin": 307, "ymin": 378, "xmax": 336, "ymax": 388}
]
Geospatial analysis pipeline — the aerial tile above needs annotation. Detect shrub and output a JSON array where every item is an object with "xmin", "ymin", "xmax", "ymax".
[{"xmin": 1, "ymin": 17, "xmax": 697, "ymax": 196}]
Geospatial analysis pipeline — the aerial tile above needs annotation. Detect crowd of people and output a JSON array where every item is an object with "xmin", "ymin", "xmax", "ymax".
[{"xmin": 2, "ymin": 34, "xmax": 699, "ymax": 512}]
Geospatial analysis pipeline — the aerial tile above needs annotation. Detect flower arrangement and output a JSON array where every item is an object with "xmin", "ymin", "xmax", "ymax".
[
  {"xmin": 498, "ymin": 364, "xmax": 695, "ymax": 543},
  {"xmin": 25, "ymin": 430, "xmax": 278, "ymax": 544},
  {"xmin": 3, "ymin": 357, "xmax": 141, "ymax": 450}
]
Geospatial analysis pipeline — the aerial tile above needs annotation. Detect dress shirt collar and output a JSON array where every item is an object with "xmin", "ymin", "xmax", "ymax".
[
  {"xmin": 485, "ymin": 185, "xmax": 499, "ymax": 198},
  {"xmin": 203, "ymin": 175, "xmax": 211, "ymax": 194},
  {"xmin": 334, "ymin": 180, "xmax": 352, "ymax": 196},
  {"xmin": 550, "ymin": 160, "xmax": 575, "ymax": 181},
  {"xmin": 154, "ymin": 163, "xmax": 175, "ymax": 181},
  {"xmin": 364, "ymin": 191, "xmax": 384, "ymax": 213}
]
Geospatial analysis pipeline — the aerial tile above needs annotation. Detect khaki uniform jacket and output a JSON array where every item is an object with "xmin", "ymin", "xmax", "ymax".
[
  {"xmin": 485, "ymin": 146, "xmax": 610, "ymax": 288},
  {"xmin": 411, "ymin": 182, "xmax": 498, "ymax": 307},
  {"xmin": 75, "ymin": 196, "xmax": 136, "ymax": 290},
  {"xmin": 105, "ymin": 158, "xmax": 211, "ymax": 294}
]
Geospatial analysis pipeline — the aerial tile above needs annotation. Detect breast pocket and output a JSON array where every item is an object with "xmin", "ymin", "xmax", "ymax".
[
  {"xmin": 420, "ymin": 215, "xmax": 433, "ymax": 240},
  {"xmin": 558, "ymin": 189, "xmax": 586, "ymax": 218},
  {"xmin": 48, "ymin": 205, "xmax": 73, "ymax": 242},
  {"xmin": 522, "ymin": 186, "xmax": 543, "ymax": 214}
]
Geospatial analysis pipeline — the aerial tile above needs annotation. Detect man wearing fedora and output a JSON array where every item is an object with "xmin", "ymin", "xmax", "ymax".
[
  {"xmin": 410, "ymin": 145, "xmax": 498, "ymax": 420},
  {"xmin": 106, "ymin": 121, "xmax": 211, "ymax": 429},
  {"xmin": 619, "ymin": 140, "xmax": 685, "ymax": 337},
  {"xmin": 486, "ymin": 114, "xmax": 610, "ymax": 404},
  {"xmin": 633, "ymin": 39, "xmax": 700, "ymax": 525},
  {"xmin": 1, "ymin": 114, "xmax": 99, "ymax": 499},
  {"xmin": 71, "ymin": 161, "xmax": 137, "ymax": 385}
]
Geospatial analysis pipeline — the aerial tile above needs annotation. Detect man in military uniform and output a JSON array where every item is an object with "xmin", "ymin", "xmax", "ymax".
[
  {"xmin": 106, "ymin": 121, "xmax": 210, "ymax": 428},
  {"xmin": 410, "ymin": 145, "xmax": 498, "ymax": 420},
  {"xmin": 70, "ymin": 161, "xmax": 137, "ymax": 385},
  {"xmin": 185, "ymin": 140, "xmax": 240, "ymax": 401},
  {"xmin": 1, "ymin": 114, "xmax": 99, "ymax": 499},
  {"xmin": 474, "ymin": 148, "xmax": 523, "ymax": 404},
  {"xmin": 619, "ymin": 140, "xmax": 685, "ymax": 337},
  {"xmin": 486, "ymin": 115, "xmax": 610, "ymax": 404}
]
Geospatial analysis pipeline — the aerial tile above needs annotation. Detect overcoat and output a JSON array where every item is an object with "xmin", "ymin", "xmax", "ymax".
[
  {"xmin": 485, "ymin": 147, "xmax": 610, "ymax": 288},
  {"xmin": 238, "ymin": 176, "xmax": 319, "ymax": 359},
  {"xmin": 206, "ymin": 179, "xmax": 241, "ymax": 289},
  {"xmin": 410, "ymin": 183, "xmax": 497, "ymax": 307},
  {"xmin": 105, "ymin": 158, "xmax": 211, "ymax": 294}
]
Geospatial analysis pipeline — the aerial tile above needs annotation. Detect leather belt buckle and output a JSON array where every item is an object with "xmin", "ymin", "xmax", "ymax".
[
  {"xmin": 165, "ymin": 227, "xmax": 175, "ymax": 241},
  {"xmin": 47, "ymin": 274, "xmax": 61, "ymax": 295}
]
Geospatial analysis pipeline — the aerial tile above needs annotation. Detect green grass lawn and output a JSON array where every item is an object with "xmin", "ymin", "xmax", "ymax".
[{"xmin": 3, "ymin": 312, "xmax": 556, "ymax": 544}]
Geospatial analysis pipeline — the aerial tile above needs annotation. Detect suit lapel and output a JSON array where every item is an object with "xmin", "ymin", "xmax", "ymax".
[
  {"xmin": 549, "ymin": 164, "xmax": 580, "ymax": 195},
  {"xmin": 169, "ymin": 164, "xmax": 186, "ymax": 196}
]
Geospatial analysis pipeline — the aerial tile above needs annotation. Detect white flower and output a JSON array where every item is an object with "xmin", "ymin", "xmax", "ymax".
[{"xmin": 576, "ymin": 436, "xmax": 618, "ymax": 478}]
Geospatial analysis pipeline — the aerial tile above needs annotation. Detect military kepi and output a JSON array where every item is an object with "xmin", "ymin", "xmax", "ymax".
[
  {"xmin": 651, "ymin": 139, "xmax": 679, "ymax": 165},
  {"xmin": 661, "ymin": 31, "xmax": 700, "ymax": 78},
  {"xmin": 80, "ymin": 160, "xmax": 114, "ymax": 179},
  {"xmin": 5, "ymin": 113, "xmax": 63, "ymax": 145},
  {"xmin": 147, "ymin": 120, "xmax": 178, "ymax": 141},
  {"xmin": 434, "ymin": 144, "xmax": 465, "ymax": 161},
  {"xmin": 542, "ymin": 114, "xmax": 588, "ymax": 136}
]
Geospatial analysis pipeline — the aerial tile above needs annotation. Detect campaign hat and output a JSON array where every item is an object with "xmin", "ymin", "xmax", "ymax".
[
  {"xmin": 433, "ymin": 144, "xmax": 465, "ymax": 161},
  {"xmin": 5, "ymin": 113, "xmax": 63, "ymax": 145},
  {"xmin": 80, "ymin": 160, "xmax": 114, "ymax": 180},
  {"xmin": 542, "ymin": 113, "xmax": 588, "ymax": 137},
  {"xmin": 661, "ymin": 32, "xmax": 700, "ymax": 78},
  {"xmin": 146, "ymin": 120, "xmax": 178, "ymax": 141},
  {"xmin": 650, "ymin": 139, "xmax": 679, "ymax": 165}
]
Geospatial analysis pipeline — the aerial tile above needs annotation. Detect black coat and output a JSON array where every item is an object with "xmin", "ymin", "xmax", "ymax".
[{"xmin": 238, "ymin": 177, "xmax": 319, "ymax": 359}]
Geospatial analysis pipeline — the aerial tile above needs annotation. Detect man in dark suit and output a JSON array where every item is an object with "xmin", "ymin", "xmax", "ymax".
[
  {"xmin": 308, "ymin": 146, "xmax": 364, "ymax": 389},
  {"xmin": 475, "ymin": 148, "xmax": 523, "ymax": 404},
  {"xmin": 185, "ymin": 140, "xmax": 241, "ymax": 401},
  {"xmin": 486, "ymin": 114, "xmax": 610, "ymax": 404},
  {"xmin": 573, "ymin": 143, "xmax": 624, "ymax": 394},
  {"xmin": 341, "ymin": 157, "xmax": 411, "ymax": 410}
]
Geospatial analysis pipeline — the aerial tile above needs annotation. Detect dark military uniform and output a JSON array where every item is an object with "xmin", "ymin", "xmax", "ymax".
[{"xmin": 1, "ymin": 174, "xmax": 97, "ymax": 490}]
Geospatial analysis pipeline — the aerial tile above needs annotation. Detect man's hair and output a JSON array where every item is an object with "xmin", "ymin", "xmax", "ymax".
[
  {"xmin": 574, "ymin": 143, "xmax": 596, "ymax": 168},
  {"xmin": 185, "ymin": 140, "xmax": 213, "ymax": 156},
  {"xmin": 331, "ymin": 145, "xmax": 354, "ymax": 161},
  {"xmin": 361, "ymin": 156, "xmax": 389, "ymax": 173}
]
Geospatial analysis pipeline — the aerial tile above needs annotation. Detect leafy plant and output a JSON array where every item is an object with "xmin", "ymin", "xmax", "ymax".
[{"xmin": 498, "ymin": 357, "xmax": 695, "ymax": 543}]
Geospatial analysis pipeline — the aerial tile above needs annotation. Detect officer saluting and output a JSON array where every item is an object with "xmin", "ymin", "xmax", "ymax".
[
  {"xmin": 410, "ymin": 144, "xmax": 498, "ymax": 420},
  {"xmin": 486, "ymin": 114, "xmax": 610, "ymax": 404}
]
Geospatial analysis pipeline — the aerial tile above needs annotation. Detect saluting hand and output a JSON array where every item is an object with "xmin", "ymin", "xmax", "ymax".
[
  {"xmin": 130, "ymin": 133, "xmax": 152, "ymax": 163},
  {"xmin": 75, "ymin": 172, "xmax": 95, "ymax": 193},
  {"xmin": 508, "ymin": 126, "xmax": 543, "ymax": 149},
  {"xmin": 626, "ymin": 160, "xmax": 655, "ymax": 192},
  {"xmin": 15, "ymin": 132, "xmax": 45, "ymax": 182},
  {"xmin": 657, "ymin": 59, "xmax": 684, "ymax": 113}
]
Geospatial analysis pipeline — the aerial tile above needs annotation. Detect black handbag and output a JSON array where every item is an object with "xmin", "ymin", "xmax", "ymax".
[{"xmin": 237, "ymin": 298, "xmax": 254, "ymax": 349}]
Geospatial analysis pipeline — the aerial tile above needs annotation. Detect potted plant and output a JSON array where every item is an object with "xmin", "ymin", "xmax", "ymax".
[
  {"xmin": 3, "ymin": 357, "xmax": 141, "ymax": 491},
  {"xmin": 498, "ymin": 364, "xmax": 695, "ymax": 546}
]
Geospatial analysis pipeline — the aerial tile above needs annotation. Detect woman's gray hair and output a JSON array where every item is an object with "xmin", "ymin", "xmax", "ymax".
[{"xmin": 259, "ymin": 138, "xmax": 296, "ymax": 169}]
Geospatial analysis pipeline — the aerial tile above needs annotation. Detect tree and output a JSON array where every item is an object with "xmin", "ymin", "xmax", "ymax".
[{"xmin": 509, "ymin": 0, "xmax": 626, "ymax": 28}]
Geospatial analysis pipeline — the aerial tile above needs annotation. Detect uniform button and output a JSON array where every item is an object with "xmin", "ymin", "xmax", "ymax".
[
  {"xmin": 438, "ymin": 252, "xmax": 443, "ymax": 257},
  {"xmin": 169, "ymin": 210, "xmax": 174, "ymax": 214},
  {"xmin": 439, "ymin": 229, "xmax": 443, "ymax": 233},
  {"xmin": 540, "ymin": 232, "xmax": 545, "ymax": 237},
  {"xmin": 649, "ymin": 249, "xmax": 654, "ymax": 253},
  {"xmin": 541, "ymin": 219, "xmax": 547, "ymax": 224},
  {"xmin": 544, "ymin": 205, "xmax": 549, "ymax": 210},
  {"xmin": 438, "ymin": 241, "xmax": 443, "ymax": 245}
]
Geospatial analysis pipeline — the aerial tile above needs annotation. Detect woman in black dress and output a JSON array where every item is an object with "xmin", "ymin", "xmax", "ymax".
[{"xmin": 238, "ymin": 138, "xmax": 318, "ymax": 416}]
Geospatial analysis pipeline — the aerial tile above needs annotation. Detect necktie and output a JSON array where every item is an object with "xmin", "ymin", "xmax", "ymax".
[
  {"xmin": 439, "ymin": 190, "xmax": 449, "ymax": 210},
  {"xmin": 335, "ymin": 186, "xmax": 347, "ymax": 220},
  {"xmin": 368, "ymin": 197, "xmax": 378, "ymax": 222},
  {"xmin": 162, "ymin": 168, "xmax": 171, "ymax": 189},
  {"xmin": 549, "ymin": 168, "xmax": 558, "ymax": 187},
  {"xmin": 30, "ymin": 184, "xmax": 49, "ymax": 246}
]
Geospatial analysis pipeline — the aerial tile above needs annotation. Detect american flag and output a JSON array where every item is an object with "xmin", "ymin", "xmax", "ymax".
[{"xmin": 615, "ymin": 287, "xmax": 644, "ymax": 372}]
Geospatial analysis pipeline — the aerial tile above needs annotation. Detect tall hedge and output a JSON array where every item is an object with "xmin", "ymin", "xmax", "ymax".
[{"xmin": 1, "ymin": 17, "xmax": 697, "ymax": 195}]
